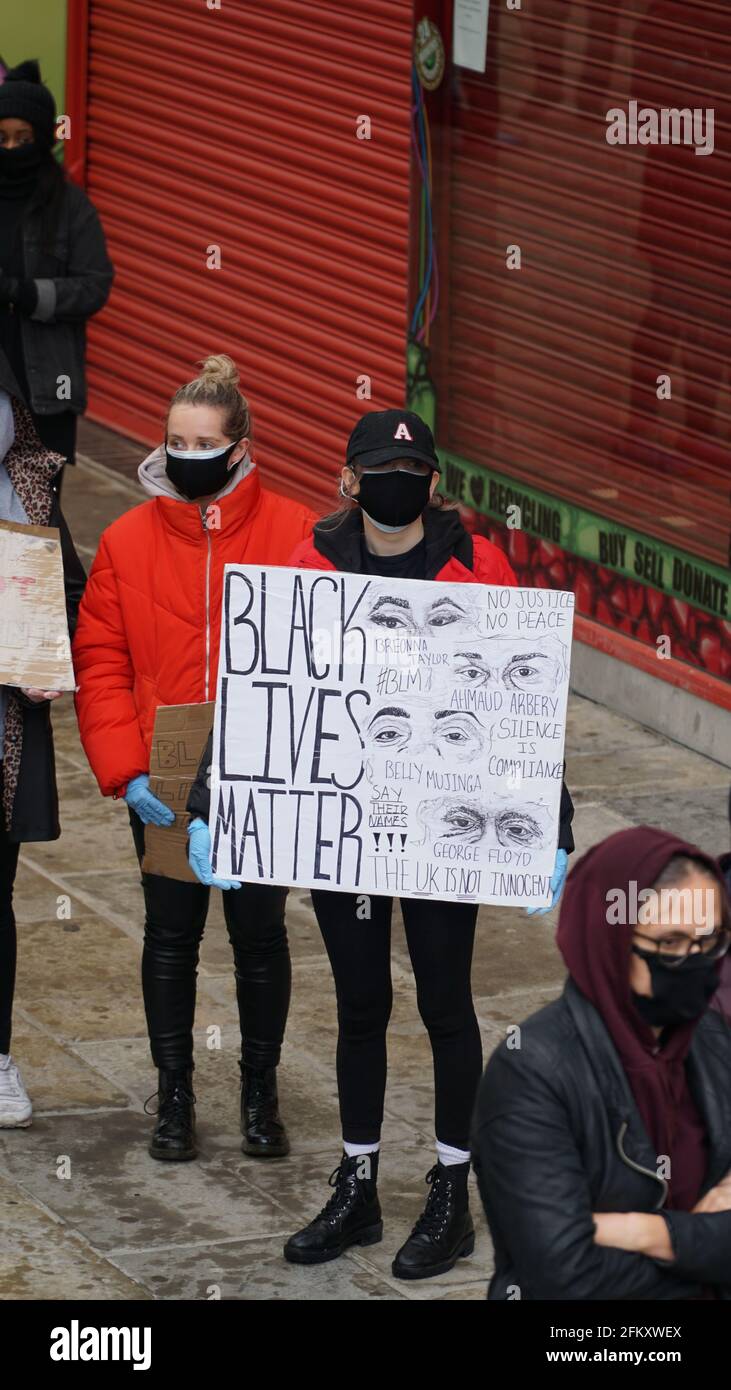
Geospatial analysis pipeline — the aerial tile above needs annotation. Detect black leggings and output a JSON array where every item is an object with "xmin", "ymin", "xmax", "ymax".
[
  {"xmin": 32, "ymin": 409, "xmax": 77, "ymax": 497},
  {"xmin": 0, "ymin": 819, "xmax": 20, "ymax": 1055},
  {"xmin": 130, "ymin": 811, "xmax": 291, "ymax": 1072},
  {"xmin": 310, "ymin": 890, "xmax": 482, "ymax": 1150}
]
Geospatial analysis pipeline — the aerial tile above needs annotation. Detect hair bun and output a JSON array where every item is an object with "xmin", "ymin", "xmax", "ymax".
[{"xmin": 196, "ymin": 354, "xmax": 239, "ymax": 388}]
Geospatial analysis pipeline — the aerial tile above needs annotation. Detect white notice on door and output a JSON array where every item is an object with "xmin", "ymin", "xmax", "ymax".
[{"xmin": 453, "ymin": 0, "xmax": 490, "ymax": 73}]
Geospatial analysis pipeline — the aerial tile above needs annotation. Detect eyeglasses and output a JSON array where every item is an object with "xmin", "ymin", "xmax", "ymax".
[{"xmin": 632, "ymin": 927, "xmax": 731, "ymax": 967}]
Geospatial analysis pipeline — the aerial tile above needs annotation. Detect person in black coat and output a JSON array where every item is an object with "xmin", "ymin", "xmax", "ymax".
[
  {"xmin": 0, "ymin": 351, "xmax": 86, "ymax": 1125},
  {"xmin": 472, "ymin": 826, "xmax": 731, "ymax": 1300},
  {"xmin": 0, "ymin": 60, "xmax": 113, "ymax": 491}
]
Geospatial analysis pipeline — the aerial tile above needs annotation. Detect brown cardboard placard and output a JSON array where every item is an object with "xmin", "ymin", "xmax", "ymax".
[
  {"xmin": 0, "ymin": 519, "xmax": 75, "ymax": 690},
  {"xmin": 142, "ymin": 701, "xmax": 215, "ymax": 882}
]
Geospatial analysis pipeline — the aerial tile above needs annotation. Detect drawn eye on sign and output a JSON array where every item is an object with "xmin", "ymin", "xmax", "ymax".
[
  {"xmin": 437, "ymin": 635, "xmax": 568, "ymax": 695},
  {"xmin": 415, "ymin": 797, "xmax": 487, "ymax": 846},
  {"xmin": 365, "ymin": 589, "xmax": 480, "ymax": 636},
  {"xmin": 363, "ymin": 702, "xmax": 490, "ymax": 771},
  {"xmin": 415, "ymin": 796, "xmax": 551, "ymax": 851},
  {"xmin": 493, "ymin": 803, "xmax": 551, "ymax": 849}
]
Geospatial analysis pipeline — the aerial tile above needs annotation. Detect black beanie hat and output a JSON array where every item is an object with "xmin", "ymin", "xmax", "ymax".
[{"xmin": 0, "ymin": 60, "xmax": 57, "ymax": 148}]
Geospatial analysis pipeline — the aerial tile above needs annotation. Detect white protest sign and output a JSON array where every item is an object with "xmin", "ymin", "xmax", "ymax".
[
  {"xmin": 0, "ymin": 520, "xmax": 75, "ymax": 690},
  {"xmin": 209, "ymin": 567, "xmax": 574, "ymax": 908}
]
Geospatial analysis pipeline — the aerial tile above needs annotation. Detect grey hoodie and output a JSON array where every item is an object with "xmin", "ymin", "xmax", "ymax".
[{"xmin": 137, "ymin": 444, "xmax": 256, "ymax": 502}]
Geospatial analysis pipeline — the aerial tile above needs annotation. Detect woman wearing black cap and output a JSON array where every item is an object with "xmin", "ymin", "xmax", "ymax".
[
  {"xmin": 0, "ymin": 60, "xmax": 113, "ymax": 490},
  {"xmin": 278, "ymin": 409, "xmax": 575, "ymax": 1279}
]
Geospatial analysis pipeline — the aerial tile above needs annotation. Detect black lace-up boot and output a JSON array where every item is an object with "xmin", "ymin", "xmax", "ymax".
[
  {"xmin": 392, "ymin": 1161, "xmax": 474, "ymax": 1279},
  {"xmin": 284, "ymin": 1152, "xmax": 383, "ymax": 1264},
  {"xmin": 147, "ymin": 1069, "xmax": 197, "ymax": 1161},
  {"xmin": 240, "ymin": 1063, "xmax": 290, "ymax": 1158}
]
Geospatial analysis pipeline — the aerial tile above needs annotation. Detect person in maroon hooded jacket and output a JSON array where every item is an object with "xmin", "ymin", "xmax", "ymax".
[
  {"xmin": 281, "ymin": 409, "xmax": 575, "ymax": 1280},
  {"xmin": 472, "ymin": 827, "xmax": 731, "ymax": 1300}
]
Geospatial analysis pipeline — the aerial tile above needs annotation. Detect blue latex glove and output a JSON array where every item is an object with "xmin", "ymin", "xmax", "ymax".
[
  {"xmin": 526, "ymin": 848, "xmax": 569, "ymax": 917},
  {"xmin": 187, "ymin": 817, "xmax": 242, "ymax": 890},
  {"xmin": 124, "ymin": 773, "xmax": 175, "ymax": 827}
]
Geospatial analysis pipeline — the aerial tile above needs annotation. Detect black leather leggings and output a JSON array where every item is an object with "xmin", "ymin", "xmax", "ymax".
[{"xmin": 130, "ymin": 811, "xmax": 291, "ymax": 1071}]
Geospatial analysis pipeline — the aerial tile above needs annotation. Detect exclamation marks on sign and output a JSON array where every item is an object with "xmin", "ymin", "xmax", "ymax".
[{"xmin": 373, "ymin": 831, "xmax": 408, "ymax": 853}]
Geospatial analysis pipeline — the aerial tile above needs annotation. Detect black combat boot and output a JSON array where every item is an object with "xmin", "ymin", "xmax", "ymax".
[
  {"xmin": 147, "ymin": 1069, "xmax": 197, "ymax": 1161},
  {"xmin": 284, "ymin": 1152, "xmax": 383, "ymax": 1264},
  {"xmin": 240, "ymin": 1063, "xmax": 290, "ymax": 1158},
  {"xmin": 392, "ymin": 1161, "xmax": 474, "ymax": 1279}
]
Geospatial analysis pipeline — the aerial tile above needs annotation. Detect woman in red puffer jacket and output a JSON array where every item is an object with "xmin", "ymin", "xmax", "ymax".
[{"xmin": 73, "ymin": 355, "xmax": 314, "ymax": 1164}]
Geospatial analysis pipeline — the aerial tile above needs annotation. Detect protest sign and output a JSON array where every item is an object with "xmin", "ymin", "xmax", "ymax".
[
  {"xmin": 209, "ymin": 567, "xmax": 574, "ymax": 908},
  {"xmin": 0, "ymin": 520, "xmax": 75, "ymax": 690},
  {"xmin": 142, "ymin": 701, "xmax": 215, "ymax": 882}
]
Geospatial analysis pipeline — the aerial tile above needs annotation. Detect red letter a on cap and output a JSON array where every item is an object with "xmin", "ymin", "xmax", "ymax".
[{"xmin": 394, "ymin": 422, "xmax": 413, "ymax": 440}]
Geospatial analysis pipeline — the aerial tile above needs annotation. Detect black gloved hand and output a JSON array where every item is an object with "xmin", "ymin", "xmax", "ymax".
[{"xmin": 0, "ymin": 274, "xmax": 38, "ymax": 314}]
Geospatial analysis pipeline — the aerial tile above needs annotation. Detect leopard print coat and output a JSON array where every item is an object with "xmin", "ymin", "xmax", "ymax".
[{"xmin": 2, "ymin": 399, "xmax": 63, "ymax": 832}]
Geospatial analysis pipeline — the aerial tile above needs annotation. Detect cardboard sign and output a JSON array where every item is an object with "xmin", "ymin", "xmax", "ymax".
[
  {"xmin": 142, "ymin": 701, "xmax": 215, "ymax": 882},
  {"xmin": 0, "ymin": 520, "xmax": 75, "ymax": 690},
  {"xmin": 209, "ymin": 566, "xmax": 574, "ymax": 909}
]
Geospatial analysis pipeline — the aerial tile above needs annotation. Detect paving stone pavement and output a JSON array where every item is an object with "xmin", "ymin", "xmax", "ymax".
[{"xmin": 2, "ymin": 458, "xmax": 729, "ymax": 1302}]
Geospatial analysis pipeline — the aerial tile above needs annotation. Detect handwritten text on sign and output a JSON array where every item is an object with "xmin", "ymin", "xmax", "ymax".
[{"xmin": 210, "ymin": 567, "xmax": 574, "ymax": 908}]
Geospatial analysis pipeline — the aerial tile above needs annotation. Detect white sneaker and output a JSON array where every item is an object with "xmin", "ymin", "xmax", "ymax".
[{"xmin": 0, "ymin": 1053, "xmax": 33, "ymax": 1127}]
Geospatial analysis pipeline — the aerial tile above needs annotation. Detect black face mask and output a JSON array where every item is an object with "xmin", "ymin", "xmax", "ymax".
[
  {"xmin": 0, "ymin": 144, "xmax": 44, "ymax": 201},
  {"xmin": 165, "ymin": 441, "xmax": 239, "ymax": 500},
  {"xmin": 356, "ymin": 468, "xmax": 433, "ymax": 531},
  {"xmin": 631, "ymin": 947, "xmax": 721, "ymax": 1028},
  {"xmin": 0, "ymin": 143, "xmax": 43, "ymax": 179}
]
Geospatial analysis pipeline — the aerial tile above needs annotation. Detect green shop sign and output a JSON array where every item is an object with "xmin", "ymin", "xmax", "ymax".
[{"xmin": 438, "ymin": 450, "xmax": 729, "ymax": 622}]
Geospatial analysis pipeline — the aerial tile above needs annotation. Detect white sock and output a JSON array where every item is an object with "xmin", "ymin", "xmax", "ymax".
[
  {"xmin": 437, "ymin": 1140, "xmax": 470, "ymax": 1167},
  {"xmin": 343, "ymin": 1140, "xmax": 380, "ymax": 1158}
]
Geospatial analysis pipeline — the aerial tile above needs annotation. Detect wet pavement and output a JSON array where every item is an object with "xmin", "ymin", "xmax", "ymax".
[{"xmin": 1, "ymin": 454, "xmax": 729, "ymax": 1301}]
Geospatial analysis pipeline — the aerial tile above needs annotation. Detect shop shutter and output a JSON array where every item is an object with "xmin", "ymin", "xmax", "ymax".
[
  {"xmin": 438, "ymin": 0, "xmax": 730, "ymax": 571},
  {"xmin": 82, "ymin": 0, "xmax": 413, "ymax": 511}
]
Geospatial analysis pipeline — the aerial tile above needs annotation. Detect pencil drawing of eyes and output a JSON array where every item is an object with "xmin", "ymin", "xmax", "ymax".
[
  {"xmin": 494, "ymin": 808, "xmax": 548, "ymax": 849},
  {"xmin": 365, "ymin": 705, "xmax": 487, "ymax": 763},
  {"xmin": 431, "ymin": 710, "xmax": 486, "ymax": 760},
  {"xmin": 365, "ymin": 590, "xmax": 479, "ymax": 636},
  {"xmin": 453, "ymin": 651, "xmax": 491, "ymax": 686},
  {"xmin": 367, "ymin": 595, "xmax": 417, "ymax": 632},
  {"xmin": 366, "ymin": 705, "xmax": 411, "ymax": 751},
  {"xmin": 424, "ymin": 596, "xmax": 478, "ymax": 632},
  {"xmin": 416, "ymin": 797, "xmax": 488, "ymax": 845},
  {"xmin": 500, "ymin": 651, "xmax": 562, "ymax": 692}
]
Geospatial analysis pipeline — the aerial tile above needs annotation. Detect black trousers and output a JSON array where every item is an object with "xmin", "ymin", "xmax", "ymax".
[
  {"xmin": 310, "ymin": 890, "xmax": 482, "ymax": 1150},
  {"xmin": 129, "ymin": 812, "xmax": 291, "ymax": 1072},
  {"xmin": 0, "ymin": 802, "xmax": 20, "ymax": 1055}
]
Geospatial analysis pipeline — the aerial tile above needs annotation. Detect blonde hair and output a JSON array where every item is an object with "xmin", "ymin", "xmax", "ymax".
[{"xmin": 167, "ymin": 354, "xmax": 251, "ymax": 440}]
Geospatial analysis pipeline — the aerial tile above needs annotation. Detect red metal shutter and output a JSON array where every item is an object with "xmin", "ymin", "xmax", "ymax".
[
  {"xmin": 82, "ymin": 0, "xmax": 413, "ymax": 511},
  {"xmin": 438, "ymin": 0, "xmax": 730, "ymax": 572}
]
